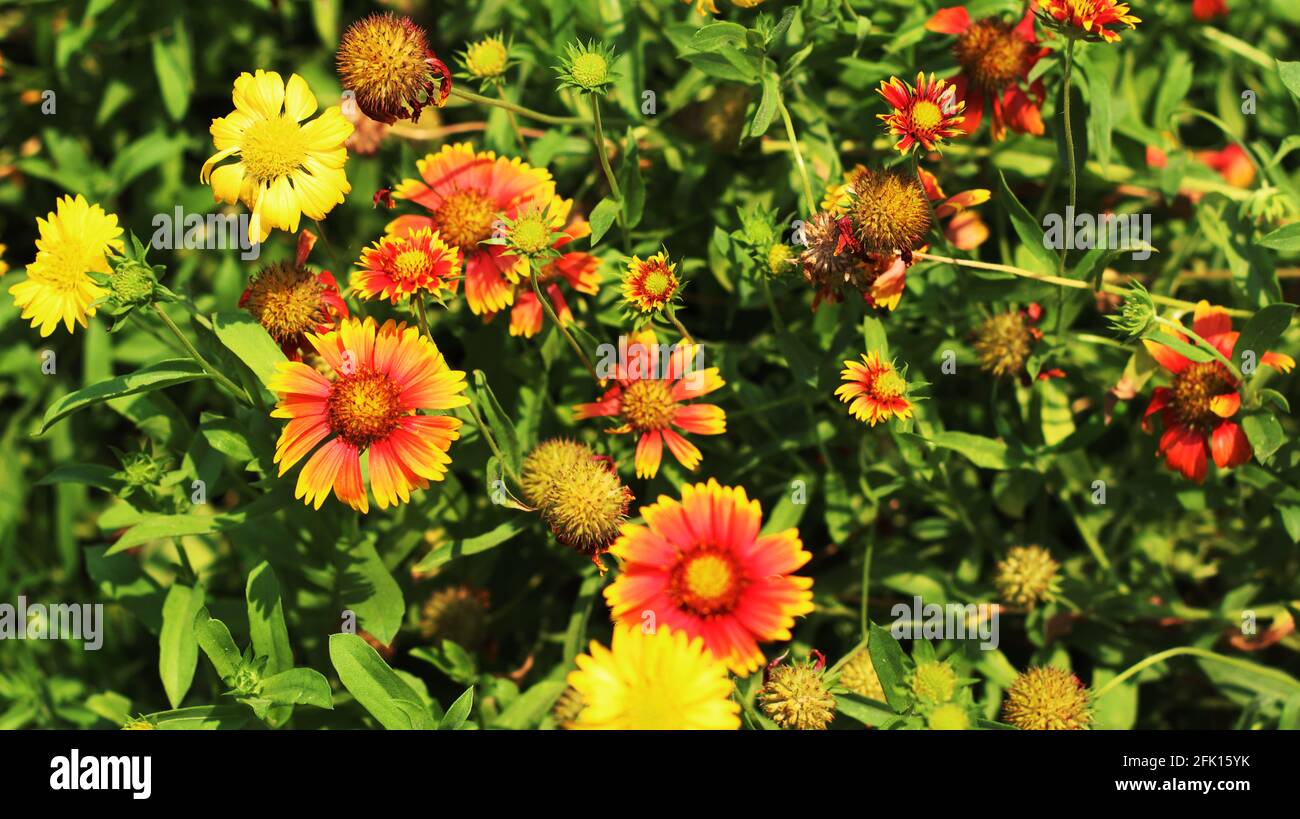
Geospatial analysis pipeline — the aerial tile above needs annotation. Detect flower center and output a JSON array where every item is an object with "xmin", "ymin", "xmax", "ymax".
[
  {"xmin": 240, "ymin": 116, "xmax": 308, "ymax": 182},
  {"xmin": 467, "ymin": 39, "xmax": 507, "ymax": 78},
  {"xmin": 38, "ymin": 241, "xmax": 107, "ymax": 291},
  {"xmin": 848, "ymin": 168, "xmax": 931, "ymax": 253},
  {"xmin": 669, "ymin": 549, "xmax": 745, "ymax": 617},
  {"xmin": 954, "ymin": 19, "xmax": 1029, "ymax": 90},
  {"xmin": 326, "ymin": 366, "xmax": 404, "ymax": 449},
  {"xmin": 620, "ymin": 380, "xmax": 677, "ymax": 430},
  {"xmin": 974, "ymin": 311, "xmax": 1033, "ymax": 377},
  {"xmin": 871, "ymin": 370, "xmax": 907, "ymax": 401},
  {"xmin": 510, "ymin": 216, "xmax": 551, "ymax": 255},
  {"xmin": 243, "ymin": 263, "xmax": 328, "ymax": 343},
  {"xmin": 570, "ymin": 53, "xmax": 608, "ymax": 88},
  {"xmin": 910, "ymin": 100, "xmax": 943, "ymax": 133},
  {"xmin": 392, "ymin": 249, "xmax": 432, "ymax": 282},
  {"xmin": 434, "ymin": 190, "xmax": 498, "ymax": 249},
  {"xmin": 1172, "ymin": 361, "xmax": 1237, "ymax": 429}
]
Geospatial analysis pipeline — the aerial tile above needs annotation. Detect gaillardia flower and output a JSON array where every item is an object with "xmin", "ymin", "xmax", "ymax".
[
  {"xmin": 540, "ymin": 454, "xmax": 634, "ymax": 561},
  {"xmin": 996, "ymin": 545, "xmax": 1062, "ymax": 608},
  {"xmin": 460, "ymin": 34, "xmax": 511, "ymax": 84},
  {"xmin": 387, "ymin": 143, "xmax": 558, "ymax": 316},
  {"xmin": 566, "ymin": 624, "xmax": 741, "ymax": 729},
  {"xmin": 622, "ymin": 251, "xmax": 681, "ymax": 315},
  {"xmin": 336, "ymin": 13, "xmax": 452, "ymax": 123},
  {"xmin": 202, "ymin": 70, "xmax": 353, "ymax": 244},
  {"xmin": 973, "ymin": 303, "xmax": 1049, "ymax": 380},
  {"xmin": 1003, "ymin": 666, "xmax": 1092, "ymax": 730},
  {"xmin": 353, "ymin": 226, "xmax": 461, "ymax": 304},
  {"xmin": 603, "ymin": 479, "xmax": 814, "ymax": 675},
  {"xmin": 241, "ymin": 230, "xmax": 348, "ymax": 359},
  {"xmin": 268, "ymin": 317, "xmax": 468, "ymax": 513},
  {"xmin": 836, "ymin": 352, "xmax": 913, "ymax": 426},
  {"xmin": 9, "ymin": 194, "xmax": 123, "ymax": 337},
  {"xmin": 573, "ymin": 333, "xmax": 726, "ymax": 479},
  {"xmin": 876, "ymin": 72, "xmax": 966, "ymax": 154},
  {"xmin": 843, "ymin": 167, "xmax": 932, "ymax": 256},
  {"xmin": 555, "ymin": 40, "xmax": 617, "ymax": 95},
  {"xmin": 1035, "ymin": 0, "xmax": 1140, "ymax": 43},
  {"xmin": 1143, "ymin": 301, "xmax": 1294, "ymax": 482},
  {"xmin": 926, "ymin": 6, "xmax": 1047, "ymax": 140},
  {"xmin": 760, "ymin": 656, "xmax": 837, "ymax": 730},
  {"xmin": 520, "ymin": 438, "xmax": 600, "ymax": 509},
  {"xmin": 684, "ymin": 0, "xmax": 766, "ymax": 14}
]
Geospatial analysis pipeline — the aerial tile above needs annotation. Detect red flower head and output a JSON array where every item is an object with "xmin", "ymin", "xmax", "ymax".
[
  {"xmin": 1143, "ymin": 301, "xmax": 1294, "ymax": 482},
  {"xmin": 876, "ymin": 72, "xmax": 966, "ymax": 154},
  {"xmin": 926, "ymin": 6, "xmax": 1048, "ymax": 140}
]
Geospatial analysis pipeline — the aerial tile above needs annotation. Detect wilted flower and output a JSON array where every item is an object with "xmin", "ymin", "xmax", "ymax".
[
  {"xmin": 242, "ymin": 231, "xmax": 348, "ymax": 360},
  {"xmin": 419, "ymin": 585, "xmax": 490, "ymax": 648},
  {"xmin": 538, "ymin": 452, "xmax": 633, "ymax": 562},
  {"xmin": 995, "ymin": 545, "xmax": 1062, "ymax": 608},
  {"xmin": 336, "ymin": 13, "xmax": 451, "ymax": 123},
  {"xmin": 973, "ymin": 304, "xmax": 1046, "ymax": 379},
  {"xmin": 844, "ymin": 167, "xmax": 932, "ymax": 256}
]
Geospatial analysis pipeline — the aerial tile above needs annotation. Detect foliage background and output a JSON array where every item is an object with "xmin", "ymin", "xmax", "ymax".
[{"xmin": 1, "ymin": 0, "xmax": 1299, "ymax": 729}]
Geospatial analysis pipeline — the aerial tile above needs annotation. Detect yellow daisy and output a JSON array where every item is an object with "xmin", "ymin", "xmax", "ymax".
[
  {"xmin": 201, "ymin": 70, "xmax": 353, "ymax": 245},
  {"xmin": 566, "ymin": 625, "xmax": 741, "ymax": 729},
  {"xmin": 8, "ymin": 195, "xmax": 123, "ymax": 337}
]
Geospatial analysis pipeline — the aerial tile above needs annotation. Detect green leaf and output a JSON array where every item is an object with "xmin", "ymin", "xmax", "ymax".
[
  {"xmin": 259, "ymin": 668, "xmax": 333, "ymax": 710},
  {"xmin": 159, "ymin": 584, "xmax": 205, "ymax": 709},
  {"xmin": 37, "ymin": 463, "xmax": 123, "ymax": 492},
  {"xmin": 412, "ymin": 520, "xmax": 526, "ymax": 573},
  {"xmin": 833, "ymin": 693, "xmax": 894, "ymax": 726},
  {"xmin": 439, "ymin": 686, "xmax": 474, "ymax": 729},
  {"xmin": 329, "ymin": 633, "xmax": 434, "ymax": 729},
  {"xmin": 1153, "ymin": 54, "xmax": 1193, "ymax": 128},
  {"xmin": 1235, "ymin": 303, "xmax": 1296, "ymax": 369},
  {"xmin": 146, "ymin": 705, "xmax": 253, "ymax": 730},
  {"xmin": 192, "ymin": 608, "xmax": 242, "ymax": 680},
  {"xmin": 151, "ymin": 23, "xmax": 192, "ymax": 121},
  {"xmin": 1277, "ymin": 59, "xmax": 1300, "ymax": 99},
  {"xmin": 494, "ymin": 680, "xmax": 567, "ymax": 729},
  {"xmin": 925, "ymin": 431, "xmax": 1018, "ymax": 470},
  {"xmin": 338, "ymin": 536, "xmax": 405, "ymax": 646},
  {"xmin": 689, "ymin": 21, "xmax": 748, "ymax": 53},
  {"xmin": 246, "ymin": 562, "xmax": 293, "ymax": 676},
  {"xmin": 1258, "ymin": 223, "xmax": 1300, "ymax": 252},
  {"xmin": 618, "ymin": 127, "xmax": 645, "ymax": 229},
  {"xmin": 1146, "ymin": 330, "xmax": 1218, "ymax": 364},
  {"xmin": 212, "ymin": 311, "xmax": 287, "ymax": 388},
  {"xmin": 1242, "ymin": 414, "xmax": 1285, "ymax": 463},
  {"xmin": 997, "ymin": 171, "xmax": 1057, "ymax": 274},
  {"xmin": 748, "ymin": 72, "xmax": 779, "ymax": 139},
  {"xmin": 588, "ymin": 197, "xmax": 620, "ymax": 247},
  {"xmin": 867, "ymin": 623, "xmax": 912, "ymax": 713},
  {"xmin": 40, "ymin": 359, "xmax": 206, "ymax": 434}
]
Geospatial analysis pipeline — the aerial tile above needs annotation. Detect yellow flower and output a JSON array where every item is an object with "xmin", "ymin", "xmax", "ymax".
[
  {"xmin": 201, "ymin": 70, "xmax": 353, "ymax": 245},
  {"xmin": 567, "ymin": 625, "xmax": 740, "ymax": 729},
  {"xmin": 8, "ymin": 195, "xmax": 123, "ymax": 337}
]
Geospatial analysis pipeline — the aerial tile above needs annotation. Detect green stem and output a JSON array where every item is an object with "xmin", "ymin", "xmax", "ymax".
[
  {"xmin": 777, "ymin": 91, "xmax": 818, "ymax": 216},
  {"xmin": 589, "ymin": 94, "xmax": 630, "ymax": 251},
  {"xmin": 1093, "ymin": 646, "xmax": 1300, "ymax": 701},
  {"xmin": 152, "ymin": 304, "xmax": 254, "ymax": 407},
  {"xmin": 448, "ymin": 85, "xmax": 587, "ymax": 126},
  {"xmin": 1057, "ymin": 37, "xmax": 1078, "ymax": 329},
  {"xmin": 463, "ymin": 391, "xmax": 522, "ymax": 486},
  {"xmin": 666, "ymin": 306, "xmax": 696, "ymax": 345},
  {"xmin": 530, "ymin": 262, "xmax": 601, "ymax": 383},
  {"xmin": 859, "ymin": 522, "xmax": 875, "ymax": 641},
  {"xmin": 497, "ymin": 84, "xmax": 528, "ymax": 149},
  {"xmin": 414, "ymin": 296, "xmax": 432, "ymax": 338}
]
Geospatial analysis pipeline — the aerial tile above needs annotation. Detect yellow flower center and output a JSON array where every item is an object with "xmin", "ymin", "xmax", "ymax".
[
  {"xmin": 510, "ymin": 216, "xmax": 551, "ymax": 255},
  {"xmin": 570, "ymin": 52, "xmax": 609, "ymax": 88},
  {"xmin": 243, "ymin": 263, "xmax": 328, "ymax": 343},
  {"xmin": 1172, "ymin": 361, "xmax": 1236, "ymax": 429},
  {"xmin": 392, "ymin": 249, "xmax": 432, "ymax": 282},
  {"xmin": 620, "ymin": 380, "xmax": 677, "ymax": 430},
  {"xmin": 871, "ymin": 369, "xmax": 907, "ymax": 401},
  {"xmin": 466, "ymin": 38, "xmax": 508, "ymax": 78},
  {"xmin": 848, "ymin": 168, "xmax": 931, "ymax": 253},
  {"xmin": 327, "ymin": 366, "xmax": 404, "ymax": 449},
  {"xmin": 240, "ymin": 116, "xmax": 308, "ymax": 182},
  {"xmin": 974, "ymin": 310, "xmax": 1033, "ymax": 377},
  {"xmin": 954, "ymin": 19, "xmax": 1030, "ymax": 90},
  {"xmin": 910, "ymin": 100, "xmax": 943, "ymax": 132},
  {"xmin": 434, "ymin": 190, "xmax": 499, "ymax": 249},
  {"xmin": 670, "ymin": 549, "xmax": 744, "ymax": 616}
]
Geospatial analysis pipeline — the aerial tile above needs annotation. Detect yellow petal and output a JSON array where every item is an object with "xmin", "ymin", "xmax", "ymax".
[{"xmin": 284, "ymin": 73, "xmax": 318, "ymax": 122}]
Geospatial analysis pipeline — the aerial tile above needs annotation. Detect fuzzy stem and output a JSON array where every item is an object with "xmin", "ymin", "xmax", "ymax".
[
  {"xmin": 152, "ymin": 304, "xmax": 254, "ymax": 407},
  {"xmin": 590, "ymin": 94, "xmax": 631, "ymax": 251}
]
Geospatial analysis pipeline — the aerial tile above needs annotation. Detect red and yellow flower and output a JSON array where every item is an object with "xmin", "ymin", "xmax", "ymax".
[
  {"xmin": 268, "ymin": 316, "xmax": 469, "ymax": 512},
  {"xmin": 353, "ymin": 226, "xmax": 461, "ymax": 304},
  {"xmin": 926, "ymin": 6, "xmax": 1047, "ymax": 140},
  {"xmin": 387, "ymin": 143, "xmax": 556, "ymax": 316},
  {"xmin": 603, "ymin": 479, "xmax": 814, "ymax": 676},
  {"xmin": 1143, "ymin": 302, "xmax": 1294, "ymax": 482},
  {"xmin": 876, "ymin": 72, "xmax": 966, "ymax": 154},
  {"xmin": 623, "ymin": 251, "xmax": 681, "ymax": 315},
  {"xmin": 573, "ymin": 332, "xmax": 725, "ymax": 479},
  {"xmin": 241, "ymin": 229, "xmax": 348, "ymax": 360},
  {"xmin": 836, "ymin": 352, "xmax": 914, "ymax": 426},
  {"xmin": 1036, "ymin": 0, "xmax": 1140, "ymax": 43}
]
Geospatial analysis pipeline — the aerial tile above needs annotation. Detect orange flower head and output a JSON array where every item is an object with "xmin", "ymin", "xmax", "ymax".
[
  {"xmin": 353, "ymin": 226, "xmax": 461, "ymax": 304},
  {"xmin": 604, "ymin": 479, "xmax": 815, "ymax": 676},
  {"xmin": 876, "ymin": 72, "xmax": 966, "ymax": 154},
  {"xmin": 836, "ymin": 351, "xmax": 913, "ymax": 426},
  {"xmin": 954, "ymin": 19, "xmax": 1034, "ymax": 91},
  {"xmin": 1036, "ymin": 0, "xmax": 1140, "ymax": 43},
  {"xmin": 268, "ymin": 317, "xmax": 469, "ymax": 513},
  {"xmin": 623, "ymin": 251, "xmax": 681, "ymax": 314},
  {"xmin": 336, "ymin": 13, "xmax": 451, "ymax": 123},
  {"xmin": 573, "ymin": 333, "xmax": 726, "ymax": 479},
  {"xmin": 846, "ymin": 167, "xmax": 931, "ymax": 254},
  {"xmin": 1142, "ymin": 301, "xmax": 1294, "ymax": 483},
  {"xmin": 388, "ymin": 144, "xmax": 563, "ymax": 317}
]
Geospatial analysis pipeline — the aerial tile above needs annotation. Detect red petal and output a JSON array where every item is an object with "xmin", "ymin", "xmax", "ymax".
[
  {"xmin": 1211, "ymin": 420, "xmax": 1252, "ymax": 469},
  {"xmin": 926, "ymin": 6, "xmax": 971, "ymax": 34}
]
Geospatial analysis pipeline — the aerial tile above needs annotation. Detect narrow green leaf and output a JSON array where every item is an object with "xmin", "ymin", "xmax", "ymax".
[
  {"xmin": 159, "ymin": 584, "xmax": 205, "ymax": 709},
  {"xmin": 329, "ymin": 633, "xmax": 434, "ymax": 729},
  {"xmin": 40, "ymin": 359, "xmax": 206, "ymax": 434}
]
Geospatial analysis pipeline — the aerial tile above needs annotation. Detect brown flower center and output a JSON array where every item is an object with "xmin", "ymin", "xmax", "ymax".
[
  {"xmin": 848, "ymin": 168, "xmax": 931, "ymax": 253},
  {"xmin": 669, "ymin": 549, "xmax": 745, "ymax": 617},
  {"xmin": 243, "ymin": 262, "xmax": 329, "ymax": 343},
  {"xmin": 327, "ymin": 366, "xmax": 404, "ymax": 448},
  {"xmin": 1172, "ymin": 361, "xmax": 1237, "ymax": 429},
  {"xmin": 954, "ymin": 19, "xmax": 1031, "ymax": 91}
]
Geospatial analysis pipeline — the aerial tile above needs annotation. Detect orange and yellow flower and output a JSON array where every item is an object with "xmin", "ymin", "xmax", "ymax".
[
  {"xmin": 9, "ymin": 194, "xmax": 123, "ymax": 337},
  {"xmin": 573, "ymin": 332, "xmax": 725, "ymax": 479},
  {"xmin": 353, "ymin": 226, "xmax": 461, "ymax": 304},
  {"xmin": 1036, "ymin": 0, "xmax": 1140, "ymax": 43},
  {"xmin": 201, "ymin": 70, "xmax": 353, "ymax": 245},
  {"xmin": 836, "ymin": 352, "xmax": 914, "ymax": 426},
  {"xmin": 1142, "ymin": 302, "xmax": 1293, "ymax": 483},
  {"xmin": 623, "ymin": 251, "xmax": 681, "ymax": 314},
  {"xmin": 876, "ymin": 72, "xmax": 966, "ymax": 154},
  {"xmin": 387, "ymin": 143, "xmax": 557, "ymax": 316},
  {"xmin": 567, "ymin": 624, "xmax": 740, "ymax": 729},
  {"xmin": 926, "ymin": 6, "xmax": 1047, "ymax": 140},
  {"xmin": 268, "ymin": 316, "xmax": 469, "ymax": 513},
  {"xmin": 603, "ymin": 479, "xmax": 814, "ymax": 676}
]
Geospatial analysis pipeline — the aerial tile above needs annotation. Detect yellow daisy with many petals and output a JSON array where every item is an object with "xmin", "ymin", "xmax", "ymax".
[
  {"xmin": 202, "ymin": 70, "xmax": 353, "ymax": 245},
  {"xmin": 566, "ymin": 624, "xmax": 740, "ymax": 730},
  {"xmin": 8, "ymin": 194, "xmax": 123, "ymax": 337}
]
